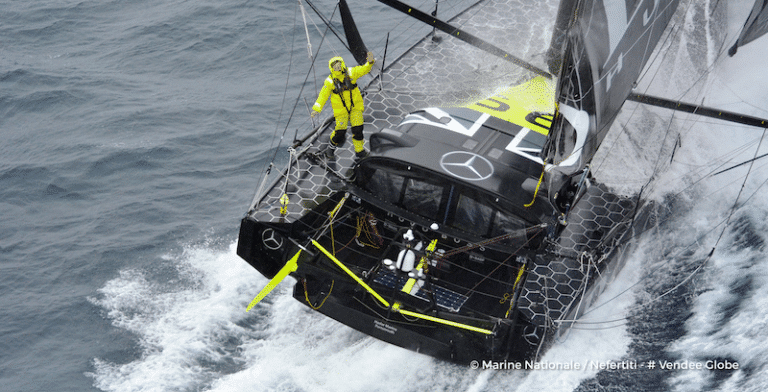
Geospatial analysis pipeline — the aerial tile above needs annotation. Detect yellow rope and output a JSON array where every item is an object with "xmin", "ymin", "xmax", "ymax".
[
  {"xmin": 311, "ymin": 240, "xmax": 492, "ymax": 335},
  {"xmin": 303, "ymin": 279, "xmax": 334, "ymax": 310},
  {"xmin": 327, "ymin": 193, "xmax": 349, "ymax": 255},
  {"xmin": 355, "ymin": 213, "xmax": 383, "ymax": 248},
  {"xmin": 524, "ymin": 168, "xmax": 545, "ymax": 208},
  {"xmin": 394, "ymin": 305, "xmax": 493, "ymax": 335},
  {"xmin": 505, "ymin": 264, "xmax": 527, "ymax": 318},
  {"xmin": 311, "ymin": 239, "xmax": 391, "ymax": 307}
]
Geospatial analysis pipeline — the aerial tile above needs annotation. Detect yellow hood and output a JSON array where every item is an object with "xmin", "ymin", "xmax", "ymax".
[{"xmin": 328, "ymin": 56, "xmax": 346, "ymax": 79}]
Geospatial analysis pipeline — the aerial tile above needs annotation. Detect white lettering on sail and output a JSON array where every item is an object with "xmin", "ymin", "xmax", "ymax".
[
  {"xmin": 602, "ymin": 0, "xmax": 658, "ymax": 93},
  {"xmin": 642, "ymin": 0, "xmax": 660, "ymax": 26},
  {"xmin": 604, "ymin": 52, "xmax": 624, "ymax": 92},
  {"xmin": 603, "ymin": 0, "xmax": 629, "ymax": 57}
]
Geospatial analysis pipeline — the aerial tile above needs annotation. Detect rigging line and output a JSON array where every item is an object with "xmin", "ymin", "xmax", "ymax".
[
  {"xmin": 375, "ymin": 0, "xmax": 551, "ymax": 77},
  {"xmin": 303, "ymin": 0, "xmax": 351, "ymax": 54},
  {"xmin": 741, "ymin": 167, "xmax": 768, "ymax": 205},
  {"xmin": 597, "ymin": 159, "xmax": 760, "ymax": 274},
  {"xmin": 593, "ymin": 0, "xmax": 695, "ymax": 176},
  {"xmin": 299, "ymin": 0, "xmax": 313, "ymax": 59},
  {"xmin": 713, "ymin": 151, "xmax": 768, "ymax": 176},
  {"xmin": 461, "ymin": 228, "xmax": 541, "ymax": 298},
  {"xmin": 302, "ymin": 1, "xmax": 342, "ymax": 60},
  {"xmin": 635, "ymin": 0, "xmax": 689, "ymax": 83},
  {"xmin": 266, "ymin": 2, "xmax": 302, "ymax": 168},
  {"xmin": 608, "ymin": 152, "xmax": 760, "ymax": 263},
  {"xmin": 607, "ymin": 248, "xmax": 714, "ymax": 321},
  {"xmin": 374, "ymin": 0, "xmax": 503, "ymax": 94},
  {"xmin": 553, "ymin": 255, "xmax": 594, "ymax": 343},
  {"xmin": 255, "ymin": 0, "xmax": 300, "ymax": 182},
  {"xmin": 714, "ymin": 79, "xmax": 768, "ymax": 118},
  {"xmin": 577, "ymin": 195, "xmax": 755, "ymax": 323},
  {"xmin": 569, "ymin": 322, "xmax": 629, "ymax": 331},
  {"xmin": 252, "ymin": 23, "xmax": 338, "ymax": 205},
  {"xmin": 307, "ymin": 209, "xmax": 528, "ymax": 284},
  {"xmin": 662, "ymin": 141, "xmax": 766, "ymax": 206},
  {"xmin": 666, "ymin": 133, "xmax": 763, "ymax": 182},
  {"xmin": 712, "ymin": 127, "xmax": 767, "ymax": 248},
  {"xmin": 579, "ymin": 194, "xmax": 760, "ymax": 322},
  {"xmin": 641, "ymin": 0, "xmax": 729, "ymax": 105},
  {"xmin": 371, "ymin": 0, "xmax": 484, "ymax": 79},
  {"xmin": 276, "ymin": 8, "xmax": 338, "ymax": 152},
  {"xmin": 303, "ymin": 15, "xmax": 331, "ymax": 99},
  {"xmin": 577, "ymin": 141, "xmax": 768, "ymax": 323}
]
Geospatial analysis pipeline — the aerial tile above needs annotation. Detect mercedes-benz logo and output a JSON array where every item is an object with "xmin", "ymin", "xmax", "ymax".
[
  {"xmin": 261, "ymin": 228, "xmax": 284, "ymax": 251},
  {"xmin": 439, "ymin": 151, "xmax": 494, "ymax": 181}
]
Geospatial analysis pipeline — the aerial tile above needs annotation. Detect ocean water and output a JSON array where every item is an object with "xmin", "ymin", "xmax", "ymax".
[{"xmin": 2, "ymin": 0, "xmax": 768, "ymax": 391}]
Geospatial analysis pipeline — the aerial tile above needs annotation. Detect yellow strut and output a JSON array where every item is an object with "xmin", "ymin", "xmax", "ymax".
[
  {"xmin": 393, "ymin": 304, "xmax": 493, "ymax": 335},
  {"xmin": 245, "ymin": 250, "xmax": 302, "ymax": 312}
]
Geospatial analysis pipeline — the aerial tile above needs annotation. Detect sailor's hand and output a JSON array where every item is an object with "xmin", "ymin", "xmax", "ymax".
[
  {"xmin": 311, "ymin": 111, "xmax": 319, "ymax": 118},
  {"xmin": 366, "ymin": 51, "xmax": 375, "ymax": 64}
]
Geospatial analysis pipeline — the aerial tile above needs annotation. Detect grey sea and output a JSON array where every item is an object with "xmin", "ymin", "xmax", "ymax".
[{"xmin": 3, "ymin": 0, "xmax": 768, "ymax": 391}]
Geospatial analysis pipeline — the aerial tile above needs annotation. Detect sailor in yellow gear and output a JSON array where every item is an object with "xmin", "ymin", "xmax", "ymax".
[{"xmin": 312, "ymin": 52, "xmax": 375, "ymax": 158}]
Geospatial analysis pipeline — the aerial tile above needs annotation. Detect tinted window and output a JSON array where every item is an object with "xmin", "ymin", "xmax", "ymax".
[
  {"xmin": 453, "ymin": 193, "xmax": 494, "ymax": 235},
  {"xmin": 366, "ymin": 169, "xmax": 405, "ymax": 205},
  {"xmin": 402, "ymin": 178, "xmax": 442, "ymax": 221},
  {"xmin": 361, "ymin": 163, "xmax": 529, "ymax": 236},
  {"xmin": 490, "ymin": 210, "xmax": 526, "ymax": 237}
]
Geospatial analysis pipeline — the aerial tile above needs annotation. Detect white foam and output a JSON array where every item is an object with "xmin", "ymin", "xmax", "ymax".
[{"xmin": 88, "ymin": 243, "xmax": 265, "ymax": 392}]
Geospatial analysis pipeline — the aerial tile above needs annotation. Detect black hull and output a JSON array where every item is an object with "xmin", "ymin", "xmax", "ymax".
[
  {"xmin": 236, "ymin": 0, "xmax": 659, "ymax": 366},
  {"xmin": 237, "ymin": 174, "xmax": 648, "ymax": 364},
  {"xmin": 294, "ymin": 268, "xmax": 537, "ymax": 364}
]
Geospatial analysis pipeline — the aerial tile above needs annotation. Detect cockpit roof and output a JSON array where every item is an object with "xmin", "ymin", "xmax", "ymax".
[{"xmin": 363, "ymin": 104, "xmax": 556, "ymax": 223}]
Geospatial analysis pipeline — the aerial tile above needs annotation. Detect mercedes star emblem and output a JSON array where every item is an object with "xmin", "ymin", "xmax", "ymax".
[
  {"xmin": 439, "ymin": 151, "xmax": 494, "ymax": 181},
  {"xmin": 261, "ymin": 228, "xmax": 284, "ymax": 250}
]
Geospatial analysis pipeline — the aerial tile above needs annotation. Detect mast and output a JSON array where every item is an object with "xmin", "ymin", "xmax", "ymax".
[
  {"xmin": 339, "ymin": 0, "xmax": 370, "ymax": 65},
  {"xmin": 546, "ymin": 0, "xmax": 579, "ymax": 75},
  {"xmin": 542, "ymin": 0, "xmax": 681, "ymax": 214}
]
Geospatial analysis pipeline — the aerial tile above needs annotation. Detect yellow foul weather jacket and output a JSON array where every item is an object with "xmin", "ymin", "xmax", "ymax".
[{"xmin": 313, "ymin": 56, "xmax": 373, "ymax": 118}]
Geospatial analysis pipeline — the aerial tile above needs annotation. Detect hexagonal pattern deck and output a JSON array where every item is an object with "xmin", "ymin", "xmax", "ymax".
[{"xmin": 249, "ymin": 0, "xmax": 639, "ymax": 333}]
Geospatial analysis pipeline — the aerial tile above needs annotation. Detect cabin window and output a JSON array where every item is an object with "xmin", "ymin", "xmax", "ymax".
[
  {"xmin": 361, "ymin": 162, "xmax": 529, "ymax": 237},
  {"xmin": 490, "ymin": 210, "xmax": 526, "ymax": 237},
  {"xmin": 453, "ymin": 193, "xmax": 494, "ymax": 236},
  {"xmin": 366, "ymin": 169, "xmax": 405, "ymax": 205},
  {"xmin": 363, "ymin": 166, "xmax": 443, "ymax": 221},
  {"xmin": 402, "ymin": 178, "xmax": 442, "ymax": 221}
]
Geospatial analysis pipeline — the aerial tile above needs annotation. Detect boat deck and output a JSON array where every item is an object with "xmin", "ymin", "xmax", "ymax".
[
  {"xmin": 252, "ymin": 0, "xmax": 560, "ymax": 223},
  {"xmin": 249, "ymin": 0, "xmax": 640, "ymax": 339}
]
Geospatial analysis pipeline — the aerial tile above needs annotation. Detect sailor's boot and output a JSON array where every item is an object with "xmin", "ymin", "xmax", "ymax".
[{"xmin": 353, "ymin": 137, "xmax": 368, "ymax": 160}]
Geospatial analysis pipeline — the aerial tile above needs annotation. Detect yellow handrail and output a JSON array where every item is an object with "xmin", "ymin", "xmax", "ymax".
[{"xmin": 396, "ymin": 307, "xmax": 494, "ymax": 335}]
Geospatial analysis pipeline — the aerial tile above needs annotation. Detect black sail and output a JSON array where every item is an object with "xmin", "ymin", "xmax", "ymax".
[
  {"xmin": 339, "ymin": 0, "xmax": 369, "ymax": 65},
  {"xmin": 543, "ymin": 0, "xmax": 680, "ymax": 194},
  {"xmin": 729, "ymin": 0, "xmax": 768, "ymax": 56}
]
